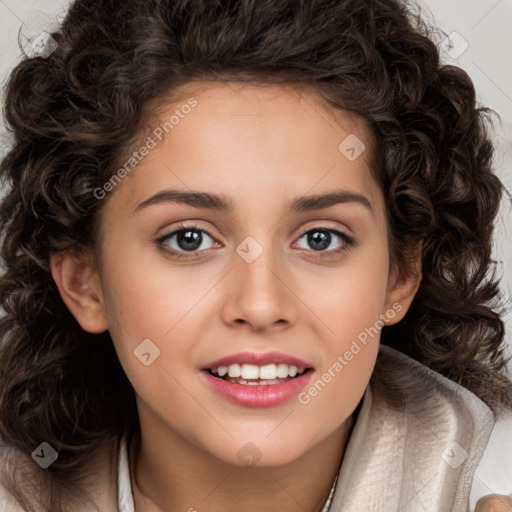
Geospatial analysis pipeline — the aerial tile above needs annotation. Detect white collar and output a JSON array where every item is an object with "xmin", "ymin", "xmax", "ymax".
[
  {"xmin": 116, "ymin": 345, "xmax": 494, "ymax": 512},
  {"xmin": 117, "ymin": 431, "xmax": 134, "ymax": 512}
]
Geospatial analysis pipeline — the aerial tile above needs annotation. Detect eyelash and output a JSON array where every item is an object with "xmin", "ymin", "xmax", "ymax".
[{"xmin": 156, "ymin": 223, "xmax": 355, "ymax": 259}]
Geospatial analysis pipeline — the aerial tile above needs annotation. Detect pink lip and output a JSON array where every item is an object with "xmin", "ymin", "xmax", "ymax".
[
  {"xmin": 201, "ymin": 351, "xmax": 313, "ymax": 370},
  {"xmin": 200, "ymin": 370, "xmax": 314, "ymax": 408}
]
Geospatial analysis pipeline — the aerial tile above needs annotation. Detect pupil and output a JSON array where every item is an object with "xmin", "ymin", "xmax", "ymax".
[
  {"xmin": 308, "ymin": 230, "xmax": 330, "ymax": 251},
  {"xmin": 177, "ymin": 230, "xmax": 202, "ymax": 251}
]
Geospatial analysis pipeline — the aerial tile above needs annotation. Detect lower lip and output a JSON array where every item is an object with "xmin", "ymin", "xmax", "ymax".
[{"xmin": 201, "ymin": 370, "xmax": 313, "ymax": 408}]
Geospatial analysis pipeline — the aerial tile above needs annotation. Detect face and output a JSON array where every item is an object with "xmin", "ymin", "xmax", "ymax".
[{"xmin": 52, "ymin": 81, "xmax": 420, "ymax": 468}]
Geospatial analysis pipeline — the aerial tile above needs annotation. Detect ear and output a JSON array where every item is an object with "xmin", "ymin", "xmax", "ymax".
[
  {"xmin": 382, "ymin": 243, "xmax": 422, "ymax": 326},
  {"xmin": 49, "ymin": 249, "xmax": 109, "ymax": 333}
]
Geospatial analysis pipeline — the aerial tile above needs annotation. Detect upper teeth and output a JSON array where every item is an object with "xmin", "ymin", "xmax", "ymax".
[{"xmin": 211, "ymin": 363, "xmax": 306, "ymax": 380}]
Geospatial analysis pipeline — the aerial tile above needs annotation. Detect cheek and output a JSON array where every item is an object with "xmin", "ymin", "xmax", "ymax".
[
  {"xmin": 295, "ymin": 342, "xmax": 378, "ymax": 452},
  {"xmin": 95, "ymin": 247, "xmax": 207, "ymax": 382},
  {"xmin": 100, "ymin": 240, "xmax": 218, "ymax": 338},
  {"xmin": 313, "ymin": 237, "xmax": 391, "ymax": 338},
  {"xmin": 297, "ymin": 239, "xmax": 389, "ymax": 417},
  {"xmin": 297, "ymin": 276, "xmax": 384, "ymax": 437}
]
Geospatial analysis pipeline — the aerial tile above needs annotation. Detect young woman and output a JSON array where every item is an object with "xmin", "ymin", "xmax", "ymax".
[{"xmin": 0, "ymin": 0, "xmax": 511, "ymax": 511}]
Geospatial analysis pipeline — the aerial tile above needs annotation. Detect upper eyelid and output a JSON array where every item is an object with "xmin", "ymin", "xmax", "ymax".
[
  {"xmin": 297, "ymin": 224, "xmax": 350, "ymax": 238},
  {"xmin": 158, "ymin": 224, "xmax": 352, "ymax": 247},
  {"xmin": 158, "ymin": 223, "xmax": 215, "ymax": 239}
]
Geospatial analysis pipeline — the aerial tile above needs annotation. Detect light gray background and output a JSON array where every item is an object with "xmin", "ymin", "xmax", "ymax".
[{"xmin": 0, "ymin": 0, "xmax": 511, "ymax": 508}]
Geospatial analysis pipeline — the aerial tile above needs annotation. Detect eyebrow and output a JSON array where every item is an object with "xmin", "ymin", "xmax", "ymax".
[
  {"xmin": 290, "ymin": 190, "xmax": 372, "ymax": 213},
  {"xmin": 133, "ymin": 188, "xmax": 373, "ymax": 214},
  {"xmin": 134, "ymin": 190, "xmax": 232, "ymax": 213}
]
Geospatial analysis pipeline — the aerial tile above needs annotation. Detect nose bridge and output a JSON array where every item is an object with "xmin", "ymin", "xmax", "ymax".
[
  {"xmin": 235, "ymin": 233, "xmax": 282, "ymax": 297},
  {"xmin": 222, "ymin": 233, "xmax": 297, "ymax": 330}
]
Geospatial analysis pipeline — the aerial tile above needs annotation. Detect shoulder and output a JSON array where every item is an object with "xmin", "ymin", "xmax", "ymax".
[
  {"xmin": 0, "ymin": 442, "xmax": 30, "ymax": 512},
  {"xmin": 330, "ymin": 345, "xmax": 495, "ymax": 512},
  {"xmin": 371, "ymin": 344, "xmax": 495, "ymax": 477},
  {"xmin": 0, "ymin": 435, "xmax": 120, "ymax": 512},
  {"xmin": 371, "ymin": 344, "xmax": 495, "ymax": 430},
  {"xmin": 0, "ymin": 489, "xmax": 25, "ymax": 512}
]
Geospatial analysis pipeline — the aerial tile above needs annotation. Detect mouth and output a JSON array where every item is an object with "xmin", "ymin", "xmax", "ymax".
[{"xmin": 200, "ymin": 352, "xmax": 315, "ymax": 408}]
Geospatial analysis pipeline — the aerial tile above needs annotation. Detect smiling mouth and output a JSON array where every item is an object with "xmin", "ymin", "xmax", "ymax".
[{"xmin": 206, "ymin": 363, "xmax": 313, "ymax": 386}]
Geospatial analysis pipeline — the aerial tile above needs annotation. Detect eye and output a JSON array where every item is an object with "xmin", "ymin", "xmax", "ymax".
[
  {"xmin": 156, "ymin": 224, "xmax": 218, "ymax": 257},
  {"xmin": 294, "ymin": 227, "xmax": 354, "ymax": 253},
  {"xmin": 156, "ymin": 223, "xmax": 354, "ymax": 260}
]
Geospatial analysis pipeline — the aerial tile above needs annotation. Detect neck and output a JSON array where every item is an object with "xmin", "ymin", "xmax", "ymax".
[{"xmin": 130, "ymin": 414, "xmax": 355, "ymax": 512}]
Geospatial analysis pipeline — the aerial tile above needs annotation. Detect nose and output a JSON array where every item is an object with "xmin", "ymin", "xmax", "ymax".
[{"xmin": 220, "ymin": 239, "xmax": 299, "ymax": 333}]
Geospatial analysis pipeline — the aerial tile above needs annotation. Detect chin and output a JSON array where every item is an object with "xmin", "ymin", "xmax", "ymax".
[{"xmin": 203, "ymin": 433, "xmax": 318, "ymax": 469}]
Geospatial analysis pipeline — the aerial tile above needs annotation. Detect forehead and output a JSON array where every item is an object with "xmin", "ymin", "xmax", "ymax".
[
  {"xmin": 104, "ymin": 80, "xmax": 383, "ymax": 219},
  {"xmin": 145, "ymin": 80, "xmax": 374, "ymax": 160}
]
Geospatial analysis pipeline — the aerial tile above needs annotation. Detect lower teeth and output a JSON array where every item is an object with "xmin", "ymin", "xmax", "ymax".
[{"xmin": 225, "ymin": 377, "xmax": 292, "ymax": 386}]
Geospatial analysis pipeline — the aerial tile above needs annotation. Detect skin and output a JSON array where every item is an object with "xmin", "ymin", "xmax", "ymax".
[
  {"xmin": 50, "ymin": 81, "xmax": 424, "ymax": 511},
  {"xmin": 475, "ymin": 495, "xmax": 512, "ymax": 512}
]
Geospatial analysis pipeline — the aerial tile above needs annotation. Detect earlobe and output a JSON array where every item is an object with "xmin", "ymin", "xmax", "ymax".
[
  {"xmin": 49, "ymin": 250, "xmax": 109, "ymax": 334},
  {"xmin": 383, "ymin": 246, "xmax": 422, "ymax": 326}
]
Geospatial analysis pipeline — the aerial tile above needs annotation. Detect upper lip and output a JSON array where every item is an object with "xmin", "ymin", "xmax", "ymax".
[{"xmin": 201, "ymin": 351, "xmax": 314, "ymax": 370}]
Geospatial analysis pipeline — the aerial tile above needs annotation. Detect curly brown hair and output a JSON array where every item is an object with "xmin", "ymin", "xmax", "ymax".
[{"xmin": 0, "ymin": 0, "xmax": 511, "ymax": 510}]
